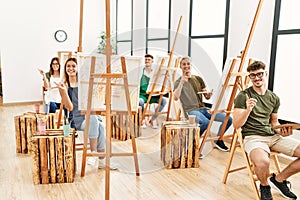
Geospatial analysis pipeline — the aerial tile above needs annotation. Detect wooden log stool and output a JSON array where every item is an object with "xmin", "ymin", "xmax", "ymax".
[
  {"xmin": 111, "ymin": 106, "xmax": 142, "ymax": 141},
  {"xmin": 161, "ymin": 121, "xmax": 200, "ymax": 169},
  {"xmin": 31, "ymin": 129, "xmax": 76, "ymax": 184},
  {"xmin": 14, "ymin": 112, "xmax": 55, "ymax": 154}
]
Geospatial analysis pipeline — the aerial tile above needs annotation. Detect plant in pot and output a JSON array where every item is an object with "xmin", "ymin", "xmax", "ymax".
[{"xmin": 97, "ymin": 31, "xmax": 117, "ymax": 54}]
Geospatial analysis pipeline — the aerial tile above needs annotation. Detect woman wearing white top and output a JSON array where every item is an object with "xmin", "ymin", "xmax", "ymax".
[{"xmin": 38, "ymin": 57, "xmax": 62, "ymax": 113}]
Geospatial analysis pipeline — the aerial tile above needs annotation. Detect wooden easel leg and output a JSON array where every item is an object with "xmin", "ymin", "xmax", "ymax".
[
  {"xmin": 131, "ymin": 136, "xmax": 140, "ymax": 176},
  {"xmin": 222, "ymin": 130, "xmax": 238, "ymax": 183},
  {"xmin": 80, "ymin": 127, "xmax": 90, "ymax": 177},
  {"xmin": 80, "ymin": 57, "xmax": 96, "ymax": 177},
  {"xmin": 237, "ymin": 132, "xmax": 260, "ymax": 200},
  {"xmin": 272, "ymin": 154, "xmax": 281, "ymax": 174},
  {"xmin": 121, "ymin": 56, "xmax": 140, "ymax": 176}
]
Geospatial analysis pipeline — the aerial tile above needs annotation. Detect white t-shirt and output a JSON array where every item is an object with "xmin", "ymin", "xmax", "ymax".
[{"xmin": 44, "ymin": 77, "xmax": 61, "ymax": 104}]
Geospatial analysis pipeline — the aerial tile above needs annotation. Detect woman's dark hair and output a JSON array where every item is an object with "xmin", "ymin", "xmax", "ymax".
[
  {"xmin": 49, "ymin": 57, "xmax": 60, "ymax": 75},
  {"xmin": 64, "ymin": 57, "xmax": 77, "ymax": 87}
]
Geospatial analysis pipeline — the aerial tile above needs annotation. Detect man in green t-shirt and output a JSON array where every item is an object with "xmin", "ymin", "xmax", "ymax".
[
  {"xmin": 233, "ymin": 61, "xmax": 299, "ymax": 200},
  {"xmin": 139, "ymin": 54, "xmax": 167, "ymax": 129},
  {"xmin": 174, "ymin": 56, "xmax": 232, "ymax": 152}
]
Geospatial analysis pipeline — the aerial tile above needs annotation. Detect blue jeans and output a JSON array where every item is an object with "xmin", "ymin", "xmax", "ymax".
[
  {"xmin": 139, "ymin": 97, "xmax": 167, "ymax": 120},
  {"xmin": 79, "ymin": 115, "xmax": 106, "ymax": 151},
  {"xmin": 189, "ymin": 108, "xmax": 232, "ymax": 137},
  {"xmin": 49, "ymin": 102, "xmax": 60, "ymax": 113}
]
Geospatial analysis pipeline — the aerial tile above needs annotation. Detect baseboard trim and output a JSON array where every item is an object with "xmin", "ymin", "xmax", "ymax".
[{"xmin": 1, "ymin": 100, "xmax": 43, "ymax": 107}]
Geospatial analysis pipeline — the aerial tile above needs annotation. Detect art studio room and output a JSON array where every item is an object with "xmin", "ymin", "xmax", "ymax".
[{"xmin": 1, "ymin": 0, "xmax": 300, "ymax": 199}]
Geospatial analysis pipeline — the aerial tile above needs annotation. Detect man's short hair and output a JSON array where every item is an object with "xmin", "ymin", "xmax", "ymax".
[
  {"xmin": 247, "ymin": 61, "xmax": 266, "ymax": 72},
  {"xmin": 144, "ymin": 54, "xmax": 153, "ymax": 59}
]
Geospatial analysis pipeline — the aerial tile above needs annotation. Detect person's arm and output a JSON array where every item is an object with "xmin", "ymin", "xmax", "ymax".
[
  {"xmin": 173, "ymin": 80, "xmax": 183, "ymax": 101},
  {"xmin": 232, "ymin": 93, "xmax": 256, "ymax": 129},
  {"xmin": 174, "ymin": 76, "xmax": 188, "ymax": 101},
  {"xmin": 56, "ymin": 82, "xmax": 73, "ymax": 111},
  {"xmin": 270, "ymin": 113, "xmax": 293, "ymax": 136},
  {"xmin": 38, "ymin": 69, "xmax": 50, "ymax": 89},
  {"xmin": 202, "ymin": 88, "xmax": 212, "ymax": 100},
  {"xmin": 195, "ymin": 76, "xmax": 212, "ymax": 100}
]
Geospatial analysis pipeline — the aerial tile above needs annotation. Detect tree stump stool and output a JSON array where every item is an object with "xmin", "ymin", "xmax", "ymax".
[
  {"xmin": 14, "ymin": 112, "xmax": 55, "ymax": 154},
  {"xmin": 111, "ymin": 106, "xmax": 142, "ymax": 141},
  {"xmin": 31, "ymin": 129, "xmax": 76, "ymax": 184},
  {"xmin": 161, "ymin": 121, "xmax": 200, "ymax": 169}
]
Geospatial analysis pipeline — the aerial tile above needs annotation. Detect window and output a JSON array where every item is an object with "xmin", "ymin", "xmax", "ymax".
[
  {"xmin": 271, "ymin": 0, "xmax": 300, "ymax": 123},
  {"xmin": 189, "ymin": 0, "xmax": 229, "ymax": 73},
  {"xmin": 116, "ymin": 0, "xmax": 133, "ymax": 55},
  {"xmin": 146, "ymin": 0, "xmax": 171, "ymax": 54},
  {"xmin": 189, "ymin": 0, "xmax": 230, "ymax": 95}
]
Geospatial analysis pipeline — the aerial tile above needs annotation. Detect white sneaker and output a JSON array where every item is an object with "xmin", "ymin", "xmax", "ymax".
[
  {"xmin": 87, "ymin": 157, "xmax": 97, "ymax": 165},
  {"xmin": 98, "ymin": 158, "xmax": 118, "ymax": 170},
  {"xmin": 141, "ymin": 119, "xmax": 147, "ymax": 129},
  {"xmin": 149, "ymin": 119, "xmax": 158, "ymax": 129}
]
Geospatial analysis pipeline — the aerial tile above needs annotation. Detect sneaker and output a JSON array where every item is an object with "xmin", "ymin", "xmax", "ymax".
[
  {"xmin": 260, "ymin": 184, "xmax": 273, "ymax": 200},
  {"xmin": 87, "ymin": 157, "xmax": 97, "ymax": 165},
  {"xmin": 98, "ymin": 158, "xmax": 118, "ymax": 170},
  {"xmin": 149, "ymin": 119, "xmax": 158, "ymax": 129},
  {"xmin": 269, "ymin": 173, "xmax": 297, "ymax": 199},
  {"xmin": 215, "ymin": 140, "xmax": 229, "ymax": 152},
  {"xmin": 141, "ymin": 119, "xmax": 147, "ymax": 129},
  {"xmin": 199, "ymin": 153, "xmax": 204, "ymax": 159}
]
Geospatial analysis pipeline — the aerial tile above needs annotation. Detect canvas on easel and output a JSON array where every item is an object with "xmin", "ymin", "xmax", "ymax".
[
  {"xmin": 210, "ymin": 57, "xmax": 250, "ymax": 113},
  {"xmin": 77, "ymin": 53, "xmax": 143, "ymax": 112},
  {"xmin": 146, "ymin": 55, "xmax": 178, "ymax": 95},
  {"xmin": 141, "ymin": 55, "xmax": 180, "ymax": 121}
]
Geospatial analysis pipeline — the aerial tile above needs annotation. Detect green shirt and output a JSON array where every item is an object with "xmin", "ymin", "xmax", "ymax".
[
  {"xmin": 234, "ymin": 87, "xmax": 280, "ymax": 137},
  {"xmin": 45, "ymin": 72, "xmax": 51, "ymax": 82},
  {"xmin": 174, "ymin": 75, "xmax": 206, "ymax": 113},
  {"xmin": 139, "ymin": 69, "xmax": 160, "ymax": 103}
]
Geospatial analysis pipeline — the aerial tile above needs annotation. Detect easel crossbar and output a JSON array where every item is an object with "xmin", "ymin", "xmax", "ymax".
[
  {"xmin": 92, "ymin": 73, "xmax": 126, "ymax": 78},
  {"xmin": 87, "ymin": 152, "xmax": 136, "ymax": 157}
]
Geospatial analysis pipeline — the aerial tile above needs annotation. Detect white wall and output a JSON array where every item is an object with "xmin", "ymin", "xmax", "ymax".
[
  {"xmin": 0, "ymin": 0, "xmax": 106, "ymax": 104},
  {"xmin": 170, "ymin": 0, "xmax": 190, "ymax": 56},
  {"xmin": 227, "ymin": 0, "xmax": 275, "ymax": 68},
  {"xmin": 132, "ymin": 0, "xmax": 147, "ymax": 56}
]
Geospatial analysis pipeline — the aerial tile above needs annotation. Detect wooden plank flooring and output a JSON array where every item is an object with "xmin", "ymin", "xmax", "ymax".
[{"xmin": 0, "ymin": 103, "xmax": 299, "ymax": 200}]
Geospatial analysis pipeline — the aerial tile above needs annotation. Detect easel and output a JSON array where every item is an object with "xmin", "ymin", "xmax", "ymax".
[
  {"xmin": 80, "ymin": 1, "xmax": 139, "ymax": 200},
  {"xmin": 55, "ymin": 51, "xmax": 74, "ymax": 129},
  {"xmin": 80, "ymin": 56, "xmax": 140, "ymax": 196},
  {"xmin": 142, "ymin": 16, "xmax": 182, "ymax": 122},
  {"xmin": 198, "ymin": 0, "xmax": 264, "ymax": 155}
]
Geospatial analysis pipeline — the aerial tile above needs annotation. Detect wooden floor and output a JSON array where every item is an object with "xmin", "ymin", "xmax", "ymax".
[{"xmin": 0, "ymin": 103, "xmax": 299, "ymax": 200}]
